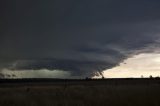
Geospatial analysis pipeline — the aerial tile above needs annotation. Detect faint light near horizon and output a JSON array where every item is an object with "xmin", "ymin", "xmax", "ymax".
[{"xmin": 96, "ymin": 53, "xmax": 160, "ymax": 78}]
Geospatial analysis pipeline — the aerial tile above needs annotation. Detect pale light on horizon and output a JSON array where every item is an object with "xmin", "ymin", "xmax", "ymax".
[{"xmin": 101, "ymin": 53, "xmax": 160, "ymax": 78}]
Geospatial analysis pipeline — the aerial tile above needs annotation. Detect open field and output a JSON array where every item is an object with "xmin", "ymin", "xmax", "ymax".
[{"xmin": 0, "ymin": 78, "xmax": 160, "ymax": 106}]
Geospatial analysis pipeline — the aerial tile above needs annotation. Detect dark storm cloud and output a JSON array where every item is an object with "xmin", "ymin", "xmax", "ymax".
[{"xmin": 1, "ymin": 0, "xmax": 160, "ymax": 77}]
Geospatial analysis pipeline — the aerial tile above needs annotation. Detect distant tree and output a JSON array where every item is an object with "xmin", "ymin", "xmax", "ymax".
[
  {"xmin": 85, "ymin": 77, "xmax": 89, "ymax": 80},
  {"xmin": 141, "ymin": 75, "xmax": 144, "ymax": 78},
  {"xmin": 149, "ymin": 75, "xmax": 153, "ymax": 78},
  {"xmin": 85, "ymin": 77, "xmax": 91, "ymax": 80}
]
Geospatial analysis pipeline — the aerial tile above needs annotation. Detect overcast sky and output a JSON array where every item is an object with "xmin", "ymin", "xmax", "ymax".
[{"xmin": 1, "ymin": 0, "xmax": 160, "ymax": 78}]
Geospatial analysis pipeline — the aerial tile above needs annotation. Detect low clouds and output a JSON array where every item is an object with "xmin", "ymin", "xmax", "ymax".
[
  {"xmin": 0, "ymin": 69, "xmax": 70, "ymax": 79},
  {"xmin": 1, "ymin": 0, "xmax": 160, "ymax": 77}
]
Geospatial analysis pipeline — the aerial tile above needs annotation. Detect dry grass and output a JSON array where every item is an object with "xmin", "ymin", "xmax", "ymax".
[{"xmin": 0, "ymin": 80, "xmax": 160, "ymax": 106}]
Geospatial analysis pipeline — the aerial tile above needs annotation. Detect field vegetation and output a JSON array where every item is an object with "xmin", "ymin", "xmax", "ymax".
[{"xmin": 0, "ymin": 79, "xmax": 160, "ymax": 106}]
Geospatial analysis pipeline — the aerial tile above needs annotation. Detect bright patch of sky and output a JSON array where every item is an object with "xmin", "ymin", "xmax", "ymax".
[{"xmin": 101, "ymin": 53, "xmax": 160, "ymax": 78}]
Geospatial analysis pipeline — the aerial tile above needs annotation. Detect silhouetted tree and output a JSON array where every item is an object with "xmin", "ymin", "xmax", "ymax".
[
  {"xmin": 85, "ymin": 77, "xmax": 92, "ymax": 80},
  {"xmin": 141, "ymin": 75, "xmax": 144, "ymax": 78},
  {"xmin": 149, "ymin": 75, "xmax": 153, "ymax": 78}
]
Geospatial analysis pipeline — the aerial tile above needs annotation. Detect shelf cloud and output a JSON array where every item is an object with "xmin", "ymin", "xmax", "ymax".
[{"xmin": 1, "ymin": 0, "xmax": 160, "ymax": 77}]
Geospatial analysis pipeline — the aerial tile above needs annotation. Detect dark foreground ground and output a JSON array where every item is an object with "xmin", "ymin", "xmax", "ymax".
[{"xmin": 0, "ymin": 78, "xmax": 160, "ymax": 106}]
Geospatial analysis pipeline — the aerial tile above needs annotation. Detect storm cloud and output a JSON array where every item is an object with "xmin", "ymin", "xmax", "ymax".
[{"xmin": 1, "ymin": 0, "xmax": 160, "ymax": 77}]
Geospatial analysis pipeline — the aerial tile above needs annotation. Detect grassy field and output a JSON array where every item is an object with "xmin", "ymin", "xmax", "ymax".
[{"xmin": 0, "ymin": 79, "xmax": 160, "ymax": 106}]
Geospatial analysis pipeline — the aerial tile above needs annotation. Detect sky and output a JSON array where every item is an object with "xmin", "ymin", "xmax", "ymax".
[
  {"xmin": 94, "ymin": 53, "xmax": 160, "ymax": 78},
  {"xmin": 1, "ymin": 0, "xmax": 160, "ymax": 78}
]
